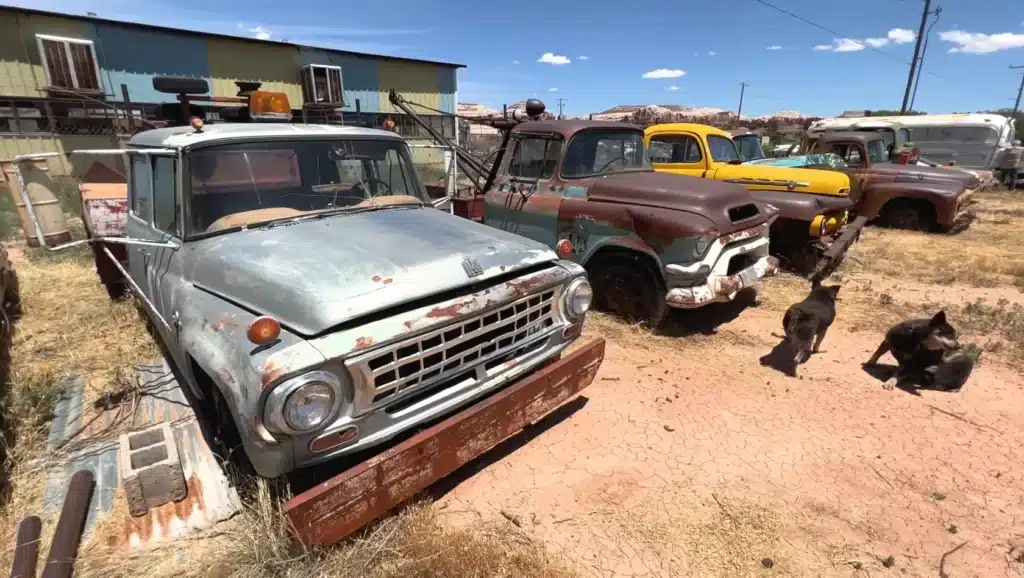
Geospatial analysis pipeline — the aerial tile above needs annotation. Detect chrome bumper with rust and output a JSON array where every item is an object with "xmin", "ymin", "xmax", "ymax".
[{"xmin": 283, "ymin": 338, "xmax": 606, "ymax": 547}]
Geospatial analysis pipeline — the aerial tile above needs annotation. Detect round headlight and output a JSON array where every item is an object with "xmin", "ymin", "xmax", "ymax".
[
  {"xmin": 565, "ymin": 278, "xmax": 593, "ymax": 318},
  {"xmin": 283, "ymin": 381, "xmax": 336, "ymax": 432}
]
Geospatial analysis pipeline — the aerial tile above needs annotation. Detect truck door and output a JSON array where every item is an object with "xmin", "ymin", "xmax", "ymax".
[
  {"xmin": 483, "ymin": 134, "xmax": 562, "ymax": 248},
  {"xmin": 647, "ymin": 132, "xmax": 707, "ymax": 178},
  {"xmin": 124, "ymin": 151, "xmax": 183, "ymax": 350}
]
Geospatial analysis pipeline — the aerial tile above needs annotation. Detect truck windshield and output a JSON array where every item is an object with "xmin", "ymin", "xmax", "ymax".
[
  {"xmin": 733, "ymin": 134, "xmax": 765, "ymax": 161},
  {"xmin": 185, "ymin": 138, "xmax": 428, "ymax": 236},
  {"xmin": 707, "ymin": 135, "xmax": 741, "ymax": 163},
  {"xmin": 561, "ymin": 130, "xmax": 651, "ymax": 178},
  {"xmin": 867, "ymin": 139, "xmax": 889, "ymax": 164}
]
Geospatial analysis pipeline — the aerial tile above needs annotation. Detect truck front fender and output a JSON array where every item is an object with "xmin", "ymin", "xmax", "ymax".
[
  {"xmin": 176, "ymin": 285, "xmax": 325, "ymax": 441},
  {"xmin": 857, "ymin": 182, "xmax": 963, "ymax": 221}
]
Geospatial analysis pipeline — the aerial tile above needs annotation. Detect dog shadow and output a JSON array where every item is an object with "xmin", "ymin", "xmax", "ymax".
[{"xmin": 759, "ymin": 340, "xmax": 799, "ymax": 377}]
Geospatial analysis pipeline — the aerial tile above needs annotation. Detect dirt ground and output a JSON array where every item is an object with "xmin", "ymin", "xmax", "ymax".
[
  {"xmin": 436, "ymin": 191, "xmax": 1024, "ymax": 578},
  {"xmin": 1, "ymin": 191, "xmax": 1022, "ymax": 577}
]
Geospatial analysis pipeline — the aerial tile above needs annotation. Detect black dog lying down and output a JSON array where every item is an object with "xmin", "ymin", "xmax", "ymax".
[{"xmin": 863, "ymin": 310, "xmax": 975, "ymax": 391}]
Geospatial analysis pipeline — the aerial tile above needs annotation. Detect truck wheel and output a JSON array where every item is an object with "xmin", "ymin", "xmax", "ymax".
[
  {"xmin": 881, "ymin": 199, "xmax": 936, "ymax": 232},
  {"xmin": 588, "ymin": 254, "xmax": 668, "ymax": 328},
  {"xmin": 104, "ymin": 281, "xmax": 130, "ymax": 301},
  {"xmin": 3, "ymin": 270, "xmax": 22, "ymax": 321},
  {"xmin": 209, "ymin": 385, "xmax": 257, "ymax": 490}
]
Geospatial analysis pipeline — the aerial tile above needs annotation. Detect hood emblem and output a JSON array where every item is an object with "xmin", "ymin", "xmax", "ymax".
[{"xmin": 462, "ymin": 256, "xmax": 484, "ymax": 278}]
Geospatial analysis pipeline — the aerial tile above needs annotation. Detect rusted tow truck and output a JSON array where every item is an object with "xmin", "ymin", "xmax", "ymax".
[
  {"xmin": 11, "ymin": 76, "xmax": 606, "ymax": 547},
  {"xmin": 390, "ymin": 92, "xmax": 792, "ymax": 325}
]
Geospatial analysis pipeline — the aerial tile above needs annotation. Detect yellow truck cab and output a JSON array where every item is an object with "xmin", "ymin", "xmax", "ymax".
[{"xmin": 644, "ymin": 123, "xmax": 855, "ymax": 271}]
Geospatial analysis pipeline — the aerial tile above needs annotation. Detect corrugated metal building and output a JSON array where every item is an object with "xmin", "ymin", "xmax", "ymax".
[{"xmin": 0, "ymin": 5, "xmax": 463, "ymax": 174}]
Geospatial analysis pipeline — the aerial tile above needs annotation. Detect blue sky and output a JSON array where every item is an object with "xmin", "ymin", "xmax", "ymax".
[{"xmin": 8, "ymin": 0, "xmax": 1024, "ymax": 117}]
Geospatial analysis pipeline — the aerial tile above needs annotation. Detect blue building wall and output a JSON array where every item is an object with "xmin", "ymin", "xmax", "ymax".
[
  {"xmin": 83, "ymin": 21, "xmax": 212, "ymax": 104},
  {"xmin": 299, "ymin": 48, "xmax": 380, "ymax": 113},
  {"xmin": 437, "ymin": 68, "xmax": 456, "ymax": 114}
]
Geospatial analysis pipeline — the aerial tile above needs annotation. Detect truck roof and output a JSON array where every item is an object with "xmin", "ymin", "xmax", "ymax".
[
  {"xmin": 814, "ymin": 131, "xmax": 881, "ymax": 145},
  {"xmin": 645, "ymin": 123, "xmax": 732, "ymax": 139},
  {"xmin": 128, "ymin": 123, "xmax": 404, "ymax": 149},
  {"xmin": 512, "ymin": 119, "xmax": 641, "ymax": 139}
]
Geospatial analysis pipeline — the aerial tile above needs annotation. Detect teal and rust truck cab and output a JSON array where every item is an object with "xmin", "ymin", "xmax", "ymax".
[{"xmin": 391, "ymin": 93, "xmax": 782, "ymax": 328}]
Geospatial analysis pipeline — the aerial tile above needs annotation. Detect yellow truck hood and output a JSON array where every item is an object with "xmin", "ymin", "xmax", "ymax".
[{"xmin": 713, "ymin": 164, "xmax": 850, "ymax": 197}]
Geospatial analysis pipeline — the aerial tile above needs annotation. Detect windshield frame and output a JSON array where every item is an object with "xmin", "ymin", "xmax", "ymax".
[
  {"xmin": 181, "ymin": 136, "xmax": 428, "ymax": 241},
  {"xmin": 733, "ymin": 134, "xmax": 765, "ymax": 162},
  {"xmin": 707, "ymin": 134, "xmax": 741, "ymax": 163},
  {"xmin": 558, "ymin": 128, "xmax": 653, "ymax": 180}
]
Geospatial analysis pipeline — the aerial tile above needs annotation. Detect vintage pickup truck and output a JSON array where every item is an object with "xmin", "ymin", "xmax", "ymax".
[
  {"xmin": 643, "ymin": 123, "xmax": 855, "ymax": 270},
  {"xmin": 390, "ymin": 93, "xmax": 783, "ymax": 327},
  {"xmin": 802, "ymin": 131, "xmax": 977, "ymax": 232},
  {"xmin": 11, "ymin": 77, "xmax": 606, "ymax": 547}
]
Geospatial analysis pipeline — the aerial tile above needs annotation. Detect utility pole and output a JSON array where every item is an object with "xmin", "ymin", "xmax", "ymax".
[
  {"xmin": 909, "ymin": 5, "xmax": 941, "ymax": 112},
  {"xmin": 736, "ymin": 82, "xmax": 748, "ymax": 126},
  {"xmin": 556, "ymin": 98, "xmax": 567, "ymax": 119},
  {"xmin": 1011, "ymin": 66, "xmax": 1024, "ymax": 122},
  {"xmin": 900, "ymin": 0, "xmax": 932, "ymax": 115}
]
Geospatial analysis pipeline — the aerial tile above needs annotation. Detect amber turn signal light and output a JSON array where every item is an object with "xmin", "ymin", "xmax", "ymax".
[
  {"xmin": 248, "ymin": 316, "xmax": 281, "ymax": 345},
  {"xmin": 556, "ymin": 239, "xmax": 573, "ymax": 259}
]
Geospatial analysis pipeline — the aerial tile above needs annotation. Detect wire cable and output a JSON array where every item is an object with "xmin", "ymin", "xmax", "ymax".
[{"xmin": 750, "ymin": 0, "xmax": 945, "ymax": 80}]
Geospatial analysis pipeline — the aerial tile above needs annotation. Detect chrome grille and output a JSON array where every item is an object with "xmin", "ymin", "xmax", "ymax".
[{"xmin": 346, "ymin": 290, "xmax": 557, "ymax": 415}]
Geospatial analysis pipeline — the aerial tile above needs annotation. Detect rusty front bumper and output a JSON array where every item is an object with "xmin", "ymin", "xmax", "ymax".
[
  {"xmin": 809, "ymin": 215, "xmax": 868, "ymax": 282},
  {"xmin": 283, "ymin": 338, "xmax": 606, "ymax": 547}
]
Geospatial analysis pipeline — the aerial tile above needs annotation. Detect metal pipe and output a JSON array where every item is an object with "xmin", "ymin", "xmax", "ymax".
[
  {"xmin": 100, "ymin": 245, "xmax": 173, "ymax": 333},
  {"xmin": 41, "ymin": 470, "xmax": 95, "ymax": 578},
  {"xmin": 10, "ymin": 516, "xmax": 42, "ymax": 578}
]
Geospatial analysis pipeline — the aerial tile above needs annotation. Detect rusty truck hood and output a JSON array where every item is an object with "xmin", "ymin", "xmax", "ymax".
[
  {"xmin": 183, "ymin": 206, "xmax": 559, "ymax": 337},
  {"xmin": 581, "ymin": 171, "xmax": 772, "ymax": 234},
  {"xmin": 867, "ymin": 162, "xmax": 978, "ymax": 189}
]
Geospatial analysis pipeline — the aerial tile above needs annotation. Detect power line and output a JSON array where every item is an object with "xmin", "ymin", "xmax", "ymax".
[{"xmin": 750, "ymin": 0, "xmax": 945, "ymax": 80}]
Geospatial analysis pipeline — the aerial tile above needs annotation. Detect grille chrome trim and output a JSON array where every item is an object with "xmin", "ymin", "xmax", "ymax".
[{"xmin": 345, "ymin": 289, "xmax": 558, "ymax": 416}]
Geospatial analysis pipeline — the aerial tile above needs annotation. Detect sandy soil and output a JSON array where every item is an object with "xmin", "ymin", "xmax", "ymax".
[{"xmin": 437, "ymin": 271, "xmax": 1024, "ymax": 578}]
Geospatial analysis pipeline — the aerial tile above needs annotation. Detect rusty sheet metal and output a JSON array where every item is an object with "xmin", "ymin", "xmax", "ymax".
[
  {"xmin": 283, "ymin": 337, "xmax": 606, "ymax": 547},
  {"xmin": 79, "ymin": 184, "xmax": 128, "ymax": 238},
  {"xmin": 810, "ymin": 215, "xmax": 868, "ymax": 283},
  {"xmin": 42, "ymin": 359, "xmax": 241, "ymax": 551}
]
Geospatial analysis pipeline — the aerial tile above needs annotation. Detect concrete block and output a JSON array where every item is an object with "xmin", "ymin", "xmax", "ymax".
[{"xmin": 118, "ymin": 422, "xmax": 187, "ymax": 517}]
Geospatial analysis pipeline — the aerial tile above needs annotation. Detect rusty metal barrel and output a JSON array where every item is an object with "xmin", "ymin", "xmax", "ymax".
[{"xmin": 0, "ymin": 159, "xmax": 72, "ymax": 248}]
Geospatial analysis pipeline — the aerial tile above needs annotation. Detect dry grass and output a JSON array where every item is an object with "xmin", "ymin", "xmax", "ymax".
[
  {"xmin": 0, "ymin": 243, "xmax": 579, "ymax": 577},
  {"xmin": 835, "ymin": 191, "xmax": 1024, "ymax": 289},
  {"xmin": 74, "ymin": 481, "xmax": 576, "ymax": 578}
]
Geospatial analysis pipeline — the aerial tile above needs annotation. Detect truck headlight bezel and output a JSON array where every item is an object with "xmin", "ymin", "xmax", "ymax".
[
  {"xmin": 264, "ymin": 370, "xmax": 344, "ymax": 435},
  {"xmin": 563, "ymin": 277, "xmax": 593, "ymax": 320}
]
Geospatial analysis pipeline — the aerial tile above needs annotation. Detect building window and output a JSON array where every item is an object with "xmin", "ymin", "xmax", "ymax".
[
  {"xmin": 36, "ymin": 35, "xmax": 102, "ymax": 92},
  {"xmin": 301, "ymin": 65, "xmax": 343, "ymax": 105}
]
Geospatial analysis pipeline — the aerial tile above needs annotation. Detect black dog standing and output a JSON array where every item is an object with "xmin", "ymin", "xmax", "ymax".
[{"xmin": 781, "ymin": 281, "xmax": 842, "ymax": 373}]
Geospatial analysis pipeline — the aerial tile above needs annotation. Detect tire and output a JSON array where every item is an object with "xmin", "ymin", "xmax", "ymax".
[
  {"xmin": 104, "ymin": 281, "xmax": 130, "ymax": 301},
  {"xmin": 588, "ymin": 253, "xmax": 668, "ymax": 329},
  {"xmin": 208, "ymin": 385, "xmax": 257, "ymax": 490},
  {"xmin": 3, "ymin": 270, "xmax": 22, "ymax": 321}
]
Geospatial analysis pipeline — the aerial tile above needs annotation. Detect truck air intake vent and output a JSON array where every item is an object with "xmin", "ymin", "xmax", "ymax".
[{"xmin": 728, "ymin": 204, "xmax": 759, "ymax": 223}]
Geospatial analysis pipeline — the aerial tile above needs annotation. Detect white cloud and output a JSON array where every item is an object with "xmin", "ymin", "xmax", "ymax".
[
  {"xmin": 237, "ymin": 22, "xmax": 271, "ymax": 39},
  {"xmin": 537, "ymin": 52, "xmax": 571, "ymax": 65},
  {"xmin": 548, "ymin": 87, "xmax": 559, "ymax": 92},
  {"xmin": 708, "ymin": 50, "xmax": 716, "ymax": 56},
  {"xmin": 939, "ymin": 30, "xmax": 1024, "ymax": 53},
  {"xmin": 512, "ymin": 60, "xmax": 520, "ymax": 64},
  {"xmin": 666, "ymin": 85, "xmax": 680, "ymax": 91},
  {"xmin": 864, "ymin": 28, "xmax": 917, "ymax": 48},
  {"xmin": 766, "ymin": 45, "xmax": 782, "ymax": 50},
  {"xmin": 642, "ymin": 68, "xmax": 686, "ymax": 79},
  {"xmin": 813, "ymin": 38, "xmax": 866, "ymax": 52},
  {"xmin": 578, "ymin": 55, "xmax": 589, "ymax": 60},
  {"xmin": 887, "ymin": 28, "xmax": 917, "ymax": 44}
]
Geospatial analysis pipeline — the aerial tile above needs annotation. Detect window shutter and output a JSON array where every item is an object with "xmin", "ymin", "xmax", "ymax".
[
  {"xmin": 41, "ymin": 39, "xmax": 73, "ymax": 88},
  {"xmin": 327, "ymin": 68, "xmax": 343, "ymax": 104}
]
